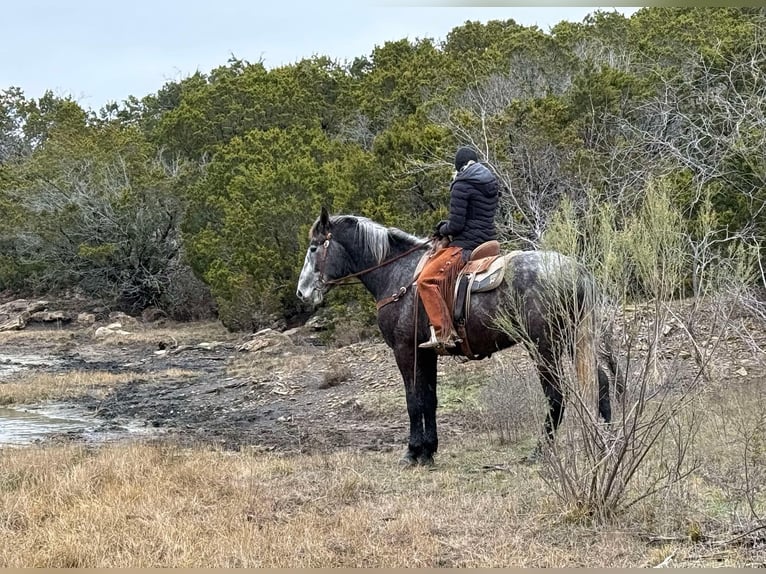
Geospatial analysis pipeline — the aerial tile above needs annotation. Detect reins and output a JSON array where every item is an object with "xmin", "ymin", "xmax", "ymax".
[{"xmin": 319, "ymin": 233, "xmax": 429, "ymax": 289}]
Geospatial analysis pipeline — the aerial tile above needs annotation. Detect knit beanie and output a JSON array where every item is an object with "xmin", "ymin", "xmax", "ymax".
[{"xmin": 454, "ymin": 146, "xmax": 478, "ymax": 171}]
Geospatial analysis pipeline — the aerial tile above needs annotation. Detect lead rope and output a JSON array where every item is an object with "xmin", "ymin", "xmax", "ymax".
[
  {"xmin": 412, "ymin": 282, "xmax": 420, "ymax": 392},
  {"xmin": 410, "ymin": 238, "xmax": 439, "ymax": 392}
]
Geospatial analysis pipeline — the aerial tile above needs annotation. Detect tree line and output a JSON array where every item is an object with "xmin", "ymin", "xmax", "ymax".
[{"xmin": 1, "ymin": 7, "xmax": 764, "ymax": 330}]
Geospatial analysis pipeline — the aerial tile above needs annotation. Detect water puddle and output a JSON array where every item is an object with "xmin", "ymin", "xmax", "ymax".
[
  {"xmin": 0, "ymin": 353, "xmax": 84, "ymax": 444},
  {"xmin": 0, "ymin": 352, "xmax": 157, "ymax": 445},
  {"xmin": 0, "ymin": 353, "xmax": 59, "ymax": 377},
  {"xmin": 0, "ymin": 405, "xmax": 93, "ymax": 445}
]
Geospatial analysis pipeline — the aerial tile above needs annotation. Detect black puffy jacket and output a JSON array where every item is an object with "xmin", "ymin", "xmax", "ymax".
[{"xmin": 439, "ymin": 162, "xmax": 499, "ymax": 251}]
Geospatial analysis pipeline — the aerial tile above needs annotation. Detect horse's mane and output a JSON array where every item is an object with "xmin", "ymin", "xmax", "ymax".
[{"xmin": 324, "ymin": 215, "xmax": 424, "ymax": 263}]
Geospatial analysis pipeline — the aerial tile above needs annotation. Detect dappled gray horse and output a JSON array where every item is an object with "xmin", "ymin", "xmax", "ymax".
[{"xmin": 297, "ymin": 208, "xmax": 621, "ymax": 466}]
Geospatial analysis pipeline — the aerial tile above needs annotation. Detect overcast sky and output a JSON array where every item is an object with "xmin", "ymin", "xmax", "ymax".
[{"xmin": 1, "ymin": 1, "xmax": 638, "ymax": 111}]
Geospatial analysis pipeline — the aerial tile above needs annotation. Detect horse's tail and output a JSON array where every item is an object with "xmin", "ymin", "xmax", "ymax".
[
  {"xmin": 598, "ymin": 309, "xmax": 625, "ymax": 404},
  {"xmin": 573, "ymin": 272, "xmax": 598, "ymax": 394}
]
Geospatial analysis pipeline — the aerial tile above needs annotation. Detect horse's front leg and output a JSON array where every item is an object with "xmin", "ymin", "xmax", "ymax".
[{"xmin": 395, "ymin": 346, "xmax": 438, "ymax": 467}]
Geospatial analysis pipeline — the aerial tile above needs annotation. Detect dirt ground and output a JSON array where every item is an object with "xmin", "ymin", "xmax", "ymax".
[
  {"xmin": 0, "ymin": 315, "xmax": 503, "ymax": 454},
  {"xmin": 1, "ymin": 295, "xmax": 765, "ymax": 457}
]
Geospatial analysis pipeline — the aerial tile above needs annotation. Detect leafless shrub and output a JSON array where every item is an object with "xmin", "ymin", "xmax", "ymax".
[
  {"xmin": 159, "ymin": 261, "xmax": 216, "ymax": 321},
  {"xmin": 12, "ymin": 149, "xmax": 211, "ymax": 316},
  {"xmin": 479, "ymin": 357, "xmax": 545, "ymax": 445},
  {"xmin": 488, "ymin": 182, "xmax": 757, "ymax": 522}
]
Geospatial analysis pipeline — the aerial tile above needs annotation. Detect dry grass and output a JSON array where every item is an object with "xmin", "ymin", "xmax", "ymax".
[
  {"xmin": 0, "ymin": 320, "xmax": 236, "ymax": 347},
  {"xmin": 0, "ymin": 328, "xmax": 78, "ymax": 345},
  {"xmin": 0, "ymin": 440, "xmax": 653, "ymax": 568},
  {"xmin": 0, "ymin": 385, "xmax": 763, "ymax": 569},
  {"xmin": 0, "ymin": 369, "xmax": 195, "ymax": 405}
]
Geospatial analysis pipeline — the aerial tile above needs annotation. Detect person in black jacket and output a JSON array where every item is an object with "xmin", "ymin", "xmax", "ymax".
[{"xmin": 418, "ymin": 146, "xmax": 499, "ymax": 349}]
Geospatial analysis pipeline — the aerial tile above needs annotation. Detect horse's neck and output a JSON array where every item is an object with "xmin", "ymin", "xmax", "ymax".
[{"xmin": 349, "ymin": 237, "xmax": 423, "ymax": 302}]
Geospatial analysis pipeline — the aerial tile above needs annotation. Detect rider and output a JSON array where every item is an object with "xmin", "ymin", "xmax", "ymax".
[{"xmin": 417, "ymin": 146, "xmax": 500, "ymax": 349}]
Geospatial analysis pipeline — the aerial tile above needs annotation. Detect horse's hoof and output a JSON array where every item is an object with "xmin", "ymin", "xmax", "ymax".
[
  {"xmin": 520, "ymin": 447, "xmax": 542, "ymax": 465},
  {"xmin": 399, "ymin": 453, "xmax": 418, "ymax": 467},
  {"xmin": 417, "ymin": 453, "xmax": 435, "ymax": 467}
]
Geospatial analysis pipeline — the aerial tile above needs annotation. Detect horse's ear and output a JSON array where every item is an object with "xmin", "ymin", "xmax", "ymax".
[{"xmin": 319, "ymin": 206, "xmax": 331, "ymax": 232}]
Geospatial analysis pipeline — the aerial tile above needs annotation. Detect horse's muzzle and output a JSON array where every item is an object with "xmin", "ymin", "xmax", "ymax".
[{"xmin": 296, "ymin": 287, "xmax": 324, "ymax": 306}]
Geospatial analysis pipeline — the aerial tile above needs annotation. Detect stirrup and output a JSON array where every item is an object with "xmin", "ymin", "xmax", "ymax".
[
  {"xmin": 419, "ymin": 326, "xmax": 442, "ymax": 349},
  {"xmin": 419, "ymin": 326, "xmax": 456, "ymax": 349}
]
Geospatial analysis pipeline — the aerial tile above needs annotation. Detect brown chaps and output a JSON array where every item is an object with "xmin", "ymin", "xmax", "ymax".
[{"xmin": 416, "ymin": 245, "xmax": 465, "ymax": 340}]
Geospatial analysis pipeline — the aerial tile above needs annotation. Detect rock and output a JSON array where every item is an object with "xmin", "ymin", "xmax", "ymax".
[
  {"xmin": 76, "ymin": 312, "xmax": 96, "ymax": 326},
  {"xmin": 250, "ymin": 328, "xmax": 274, "ymax": 339},
  {"xmin": 108, "ymin": 312, "xmax": 139, "ymax": 328},
  {"xmin": 197, "ymin": 341, "xmax": 224, "ymax": 350},
  {"xmin": 26, "ymin": 301, "xmax": 49, "ymax": 314},
  {"xmin": 283, "ymin": 327, "xmax": 302, "ymax": 338},
  {"xmin": 0, "ymin": 313, "xmax": 28, "ymax": 332},
  {"xmin": 281, "ymin": 326, "xmax": 318, "ymax": 346},
  {"xmin": 0, "ymin": 299, "xmax": 31, "ymax": 314},
  {"xmin": 736, "ymin": 367, "xmax": 748, "ymax": 377},
  {"xmin": 0, "ymin": 299, "xmax": 48, "ymax": 315},
  {"xmin": 306, "ymin": 314, "xmax": 332, "ymax": 331},
  {"xmin": 94, "ymin": 324, "xmax": 133, "ymax": 339},
  {"xmin": 0, "ymin": 300, "xmax": 50, "ymax": 332},
  {"xmin": 238, "ymin": 329, "xmax": 293, "ymax": 353},
  {"xmin": 29, "ymin": 311, "xmax": 71, "ymax": 323}
]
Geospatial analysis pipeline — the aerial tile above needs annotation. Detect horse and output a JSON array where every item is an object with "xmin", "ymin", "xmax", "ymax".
[{"xmin": 297, "ymin": 207, "xmax": 622, "ymax": 466}]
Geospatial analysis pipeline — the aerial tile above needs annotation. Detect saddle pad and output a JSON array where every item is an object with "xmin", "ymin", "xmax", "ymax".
[
  {"xmin": 467, "ymin": 250, "xmax": 523, "ymax": 293},
  {"xmin": 470, "ymin": 256, "xmax": 506, "ymax": 292}
]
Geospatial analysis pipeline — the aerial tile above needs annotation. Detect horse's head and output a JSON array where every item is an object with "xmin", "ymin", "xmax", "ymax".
[
  {"xmin": 297, "ymin": 208, "xmax": 423, "ymax": 307},
  {"xmin": 296, "ymin": 207, "xmax": 348, "ymax": 306}
]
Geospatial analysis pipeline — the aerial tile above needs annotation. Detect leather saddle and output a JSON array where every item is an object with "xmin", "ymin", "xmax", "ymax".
[
  {"xmin": 413, "ymin": 240, "xmax": 521, "ymax": 359},
  {"xmin": 453, "ymin": 241, "xmax": 520, "ymax": 319}
]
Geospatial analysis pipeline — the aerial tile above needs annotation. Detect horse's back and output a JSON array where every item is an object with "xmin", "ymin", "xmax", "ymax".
[{"xmin": 465, "ymin": 249, "xmax": 594, "ymax": 352}]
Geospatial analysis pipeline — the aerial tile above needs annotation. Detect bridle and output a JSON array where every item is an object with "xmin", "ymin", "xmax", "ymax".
[{"xmin": 314, "ymin": 232, "xmax": 429, "ymax": 291}]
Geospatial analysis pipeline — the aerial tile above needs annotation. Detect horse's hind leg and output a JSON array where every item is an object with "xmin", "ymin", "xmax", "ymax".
[
  {"xmin": 526, "ymin": 349, "xmax": 565, "ymax": 462},
  {"xmin": 598, "ymin": 365, "xmax": 612, "ymax": 423},
  {"xmin": 540, "ymin": 356, "xmax": 565, "ymax": 443},
  {"xmin": 598, "ymin": 338, "xmax": 625, "ymax": 409},
  {"xmin": 396, "ymin": 348, "xmax": 438, "ymax": 467}
]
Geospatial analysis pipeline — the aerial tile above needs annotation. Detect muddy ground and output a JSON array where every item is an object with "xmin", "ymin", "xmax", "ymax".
[
  {"xmin": 2, "ymin": 295, "xmax": 765, "ymax": 456},
  {"xmin": 0, "ymin": 316, "xmax": 502, "ymax": 454}
]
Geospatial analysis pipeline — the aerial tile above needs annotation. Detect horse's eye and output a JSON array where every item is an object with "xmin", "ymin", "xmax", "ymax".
[{"xmin": 309, "ymin": 245, "xmax": 318, "ymax": 253}]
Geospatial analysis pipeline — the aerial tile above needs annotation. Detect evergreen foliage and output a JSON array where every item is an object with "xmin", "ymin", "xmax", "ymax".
[{"xmin": 1, "ymin": 8, "xmax": 763, "ymax": 327}]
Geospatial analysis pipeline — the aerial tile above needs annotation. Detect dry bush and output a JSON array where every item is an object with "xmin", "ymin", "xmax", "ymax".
[
  {"xmin": 478, "ymin": 355, "xmax": 546, "ymax": 445},
  {"xmin": 486, "ymin": 181, "xmax": 760, "ymax": 522}
]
